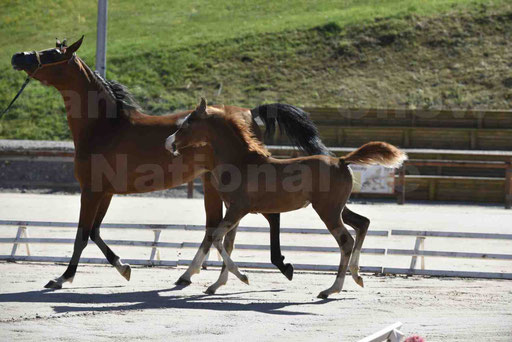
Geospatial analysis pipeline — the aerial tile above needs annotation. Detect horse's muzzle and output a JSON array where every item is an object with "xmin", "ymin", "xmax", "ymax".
[{"xmin": 11, "ymin": 52, "xmax": 34, "ymax": 71}]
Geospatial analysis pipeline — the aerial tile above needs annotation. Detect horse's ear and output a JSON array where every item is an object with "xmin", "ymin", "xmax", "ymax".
[
  {"xmin": 66, "ymin": 35, "xmax": 84, "ymax": 55},
  {"xmin": 196, "ymin": 97, "xmax": 207, "ymax": 117}
]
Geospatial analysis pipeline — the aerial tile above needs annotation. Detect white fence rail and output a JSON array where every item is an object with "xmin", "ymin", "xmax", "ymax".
[{"xmin": 1, "ymin": 220, "xmax": 511, "ymax": 280}]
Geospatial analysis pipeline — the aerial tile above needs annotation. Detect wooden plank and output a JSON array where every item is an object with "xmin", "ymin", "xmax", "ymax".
[
  {"xmin": 383, "ymin": 267, "xmax": 512, "ymax": 280},
  {"xmin": 388, "ymin": 249, "xmax": 512, "ymax": 260},
  {"xmin": 0, "ymin": 220, "xmax": 389, "ymax": 236},
  {"xmin": 0, "ymin": 237, "xmax": 386, "ymax": 255},
  {"xmin": 358, "ymin": 322, "xmax": 404, "ymax": 342},
  {"xmin": 391, "ymin": 230, "xmax": 512, "ymax": 240}
]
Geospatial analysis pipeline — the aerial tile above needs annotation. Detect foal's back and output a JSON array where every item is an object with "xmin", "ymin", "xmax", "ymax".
[{"xmin": 245, "ymin": 154, "xmax": 352, "ymax": 214}]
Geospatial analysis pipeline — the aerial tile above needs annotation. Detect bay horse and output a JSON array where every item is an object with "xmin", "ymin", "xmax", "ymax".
[
  {"xmin": 10, "ymin": 37, "xmax": 330, "ymax": 289},
  {"xmin": 165, "ymin": 98, "xmax": 407, "ymax": 298}
]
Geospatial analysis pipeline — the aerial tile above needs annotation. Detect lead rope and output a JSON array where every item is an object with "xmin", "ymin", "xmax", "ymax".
[{"xmin": 0, "ymin": 51, "xmax": 43, "ymax": 120}]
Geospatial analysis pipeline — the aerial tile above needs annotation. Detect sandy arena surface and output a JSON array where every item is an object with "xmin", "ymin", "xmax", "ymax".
[
  {"xmin": 0, "ymin": 262, "xmax": 511, "ymax": 342},
  {"xmin": 0, "ymin": 193, "xmax": 511, "ymax": 341}
]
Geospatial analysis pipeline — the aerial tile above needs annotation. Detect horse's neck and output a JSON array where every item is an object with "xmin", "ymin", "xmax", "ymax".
[{"xmin": 55, "ymin": 60, "xmax": 119, "ymax": 150}]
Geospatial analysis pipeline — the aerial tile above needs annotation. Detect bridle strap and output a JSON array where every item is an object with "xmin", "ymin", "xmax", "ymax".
[{"xmin": 0, "ymin": 52, "xmax": 76, "ymax": 119}]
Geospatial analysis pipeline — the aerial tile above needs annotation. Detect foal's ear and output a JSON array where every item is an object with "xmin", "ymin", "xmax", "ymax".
[
  {"xmin": 66, "ymin": 35, "xmax": 84, "ymax": 55},
  {"xmin": 195, "ymin": 97, "xmax": 208, "ymax": 117}
]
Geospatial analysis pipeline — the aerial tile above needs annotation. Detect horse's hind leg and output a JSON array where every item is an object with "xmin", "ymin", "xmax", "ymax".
[
  {"xmin": 315, "ymin": 206, "xmax": 354, "ymax": 299},
  {"xmin": 264, "ymin": 213, "xmax": 294, "ymax": 281},
  {"xmin": 45, "ymin": 190, "xmax": 105, "ymax": 289},
  {"xmin": 89, "ymin": 194, "xmax": 131, "ymax": 281},
  {"xmin": 342, "ymin": 206, "xmax": 369, "ymax": 287},
  {"xmin": 205, "ymin": 224, "xmax": 239, "ymax": 294}
]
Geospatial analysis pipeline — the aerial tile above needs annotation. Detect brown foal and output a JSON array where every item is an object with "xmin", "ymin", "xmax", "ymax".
[
  {"xmin": 10, "ymin": 37, "xmax": 327, "ymax": 288},
  {"xmin": 166, "ymin": 98, "xmax": 407, "ymax": 298}
]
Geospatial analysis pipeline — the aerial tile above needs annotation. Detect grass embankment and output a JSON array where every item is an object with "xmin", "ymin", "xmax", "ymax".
[{"xmin": 0, "ymin": 0, "xmax": 511, "ymax": 140}]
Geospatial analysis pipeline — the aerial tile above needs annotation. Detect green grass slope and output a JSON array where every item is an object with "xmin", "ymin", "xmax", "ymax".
[{"xmin": 0, "ymin": 0, "xmax": 511, "ymax": 140}]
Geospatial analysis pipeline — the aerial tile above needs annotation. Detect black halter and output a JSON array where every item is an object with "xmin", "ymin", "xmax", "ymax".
[{"xmin": 0, "ymin": 51, "xmax": 75, "ymax": 119}]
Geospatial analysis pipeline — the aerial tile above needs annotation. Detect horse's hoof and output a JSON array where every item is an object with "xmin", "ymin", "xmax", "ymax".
[
  {"xmin": 175, "ymin": 277, "xmax": 192, "ymax": 286},
  {"xmin": 240, "ymin": 274, "xmax": 249, "ymax": 285},
  {"xmin": 205, "ymin": 287, "xmax": 216, "ymax": 295},
  {"xmin": 284, "ymin": 263, "xmax": 294, "ymax": 281},
  {"xmin": 317, "ymin": 291, "xmax": 329, "ymax": 299},
  {"xmin": 44, "ymin": 280, "xmax": 62, "ymax": 289},
  {"xmin": 121, "ymin": 265, "xmax": 131, "ymax": 281}
]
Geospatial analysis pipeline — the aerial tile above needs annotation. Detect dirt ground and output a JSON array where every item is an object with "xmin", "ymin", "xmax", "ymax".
[
  {"xmin": 0, "ymin": 193, "xmax": 511, "ymax": 340},
  {"xmin": 0, "ymin": 262, "xmax": 511, "ymax": 342}
]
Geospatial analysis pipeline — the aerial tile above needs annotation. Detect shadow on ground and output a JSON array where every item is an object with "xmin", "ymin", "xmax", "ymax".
[{"xmin": 0, "ymin": 286, "xmax": 354, "ymax": 316}]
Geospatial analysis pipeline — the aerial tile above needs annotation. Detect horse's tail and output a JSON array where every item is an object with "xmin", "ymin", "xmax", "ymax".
[
  {"xmin": 250, "ymin": 103, "xmax": 330, "ymax": 156},
  {"xmin": 342, "ymin": 141, "xmax": 407, "ymax": 168}
]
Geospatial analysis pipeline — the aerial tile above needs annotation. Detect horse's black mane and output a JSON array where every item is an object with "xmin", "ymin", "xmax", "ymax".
[{"xmin": 92, "ymin": 71, "xmax": 141, "ymax": 111}]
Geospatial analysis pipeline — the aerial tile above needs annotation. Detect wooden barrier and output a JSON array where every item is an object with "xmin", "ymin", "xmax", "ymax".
[
  {"xmin": 398, "ymin": 159, "xmax": 512, "ymax": 208},
  {"xmin": 1, "ymin": 220, "xmax": 511, "ymax": 280}
]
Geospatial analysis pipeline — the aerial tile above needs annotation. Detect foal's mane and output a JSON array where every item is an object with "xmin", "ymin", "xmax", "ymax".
[{"xmin": 214, "ymin": 108, "xmax": 270, "ymax": 158}]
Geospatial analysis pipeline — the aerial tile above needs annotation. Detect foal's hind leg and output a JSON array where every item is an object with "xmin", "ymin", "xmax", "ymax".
[
  {"xmin": 205, "ymin": 224, "xmax": 239, "ymax": 294},
  {"xmin": 315, "ymin": 207, "xmax": 354, "ymax": 299},
  {"xmin": 264, "ymin": 213, "xmax": 294, "ymax": 281},
  {"xmin": 90, "ymin": 194, "xmax": 131, "ymax": 281},
  {"xmin": 342, "ymin": 206, "xmax": 369, "ymax": 287}
]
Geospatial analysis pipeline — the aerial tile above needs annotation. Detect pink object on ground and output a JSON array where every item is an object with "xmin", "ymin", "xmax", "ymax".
[{"xmin": 404, "ymin": 336, "xmax": 426, "ymax": 342}]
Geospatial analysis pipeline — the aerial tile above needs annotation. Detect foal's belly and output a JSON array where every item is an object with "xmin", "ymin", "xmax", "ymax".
[{"xmin": 248, "ymin": 192, "xmax": 311, "ymax": 214}]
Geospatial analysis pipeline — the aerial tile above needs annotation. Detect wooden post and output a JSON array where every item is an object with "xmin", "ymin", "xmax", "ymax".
[
  {"xmin": 396, "ymin": 166, "xmax": 406, "ymax": 205},
  {"xmin": 187, "ymin": 181, "xmax": 194, "ymax": 199},
  {"xmin": 505, "ymin": 160, "xmax": 512, "ymax": 209},
  {"xmin": 149, "ymin": 229, "xmax": 161, "ymax": 264},
  {"xmin": 409, "ymin": 236, "xmax": 425, "ymax": 270},
  {"xmin": 10, "ymin": 226, "xmax": 30, "ymax": 257}
]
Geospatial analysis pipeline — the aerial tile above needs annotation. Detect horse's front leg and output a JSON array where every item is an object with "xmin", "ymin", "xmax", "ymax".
[
  {"xmin": 44, "ymin": 190, "xmax": 105, "ymax": 289},
  {"xmin": 89, "ymin": 194, "xmax": 131, "ymax": 281},
  {"xmin": 175, "ymin": 173, "xmax": 223, "ymax": 286},
  {"xmin": 264, "ymin": 213, "xmax": 294, "ymax": 280}
]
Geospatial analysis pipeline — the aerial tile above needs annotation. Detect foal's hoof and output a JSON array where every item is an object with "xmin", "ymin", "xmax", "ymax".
[
  {"xmin": 284, "ymin": 263, "xmax": 294, "ymax": 281},
  {"xmin": 175, "ymin": 277, "xmax": 192, "ymax": 286},
  {"xmin": 354, "ymin": 275, "xmax": 364, "ymax": 288},
  {"xmin": 240, "ymin": 274, "xmax": 250, "ymax": 285},
  {"xmin": 120, "ymin": 265, "xmax": 131, "ymax": 281},
  {"xmin": 44, "ymin": 280, "xmax": 62, "ymax": 290}
]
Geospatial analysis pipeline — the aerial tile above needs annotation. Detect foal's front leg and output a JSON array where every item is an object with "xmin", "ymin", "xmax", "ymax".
[
  {"xmin": 205, "ymin": 225, "xmax": 238, "ymax": 294},
  {"xmin": 175, "ymin": 173, "xmax": 223, "ymax": 286}
]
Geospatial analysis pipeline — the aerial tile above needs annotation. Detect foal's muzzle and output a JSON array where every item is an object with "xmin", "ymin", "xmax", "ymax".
[{"xmin": 165, "ymin": 134, "xmax": 180, "ymax": 156}]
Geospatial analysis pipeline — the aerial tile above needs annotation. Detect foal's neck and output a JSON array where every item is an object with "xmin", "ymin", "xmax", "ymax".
[{"xmin": 208, "ymin": 121, "xmax": 265, "ymax": 167}]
